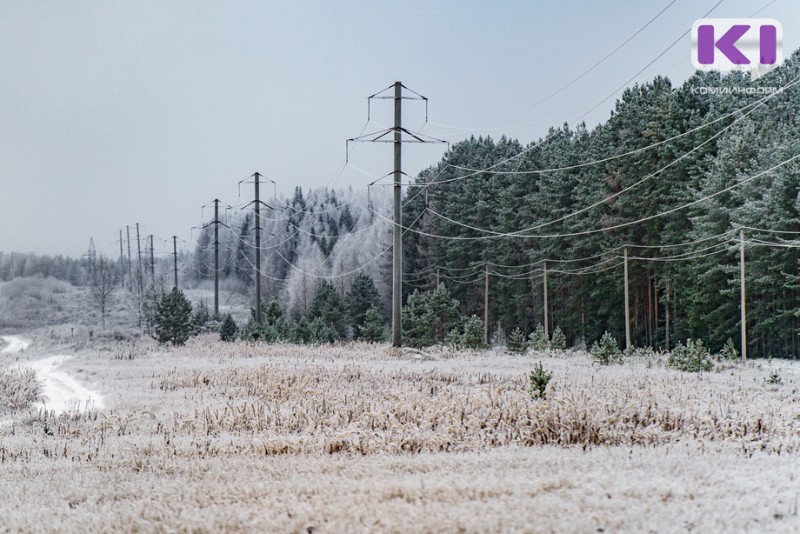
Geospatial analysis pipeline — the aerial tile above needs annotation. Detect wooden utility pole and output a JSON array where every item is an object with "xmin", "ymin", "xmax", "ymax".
[
  {"xmin": 172, "ymin": 236, "xmax": 179, "ymax": 289},
  {"xmin": 126, "ymin": 226, "xmax": 132, "ymax": 290},
  {"xmin": 740, "ymin": 229, "xmax": 747, "ymax": 361},
  {"xmin": 484, "ymin": 265, "xmax": 490, "ymax": 345},
  {"xmin": 665, "ymin": 278, "xmax": 670, "ymax": 351},
  {"xmin": 118, "ymin": 229, "xmax": 125, "ymax": 288},
  {"xmin": 135, "ymin": 223, "xmax": 142, "ymax": 288},
  {"xmin": 624, "ymin": 248, "xmax": 631, "ymax": 350},
  {"xmin": 214, "ymin": 199, "xmax": 220, "ymax": 318},
  {"xmin": 543, "ymin": 261, "xmax": 549, "ymax": 338},
  {"xmin": 254, "ymin": 172, "xmax": 262, "ymax": 324},
  {"xmin": 436, "ymin": 267, "xmax": 440, "ymax": 288},
  {"xmin": 392, "ymin": 81, "xmax": 403, "ymax": 347}
]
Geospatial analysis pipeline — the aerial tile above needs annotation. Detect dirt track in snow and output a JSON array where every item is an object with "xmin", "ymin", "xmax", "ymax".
[
  {"xmin": 1, "ymin": 335, "xmax": 104, "ymax": 417},
  {"xmin": 1, "ymin": 335, "xmax": 30, "ymax": 354}
]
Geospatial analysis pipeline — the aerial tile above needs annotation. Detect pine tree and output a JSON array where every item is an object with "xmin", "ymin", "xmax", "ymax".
[
  {"xmin": 358, "ymin": 306, "xmax": 386, "ymax": 342},
  {"xmin": 308, "ymin": 280, "xmax": 346, "ymax": 339},
  {"xmin": 402, "ymin": 285, "xmax": 462, "ymax": 348},
  {"xmin": 153, "ymin": 288, "xmax": 194, "ymax": 346},
  {"xmin": 346, "ymin": 273, "xmax": 382, "ymax": 339},
  {"xmin": 528, "ymin": 325, "xmax": 549, "ymax": 352},
  {"xmin": 193, "ymin": 299, "xmax": 210, "ymax": 332},
  {"xmin": 550, "ymin": 326, "xmax": 567, "ymax": 351},
  {"xmin": 461, "ymin": 315, "xmax": 485, "ymax": 349},
  {"xmin": 506, "ymin": 327, "xmax": 527, "ymax": 353},
  {"xmin": 220, "ymin": 314, "xmax": 238, "ymax": 342}
]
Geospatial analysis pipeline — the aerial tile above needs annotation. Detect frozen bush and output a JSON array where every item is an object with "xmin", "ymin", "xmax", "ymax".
[{"xmin": 0, "ymin": 367, "xmax": 41, "ymax": 413}]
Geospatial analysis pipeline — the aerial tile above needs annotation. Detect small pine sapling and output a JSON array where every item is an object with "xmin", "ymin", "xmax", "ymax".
[
  {"xmin": 219, "ymin": 314, "xmax": 238, "ymax": 342},
  {"xmin": 550, "ymin": 326, "xmax": 567, "ymax": 351},
  {"xmin": 667, "ymin": 339, "xmax": 713, "ymax": 372},
  {"xmin": 718, "ymin": 337, "xmax": 739, "ymax": 360},
  {"xmin": 152, "ymin": 288, "xmax": 194, "ymax": 346},
  {"xmin": 765, "ymin": 370, "xmax": 783, "ymax": 385},
  {"xmin": 506, "ymin": 327, "xmax": 527, "ymax": 354},
  {"xmin": 591, "ymin": 331, "xmax": 622, "ymax": 365},
  {"xmin": 445, "ymin": 327, "xmax": 462, "ymax": 349},
  {"xmin": 461, "ymin": 315, "xmax": 485, "ymax": 349},
  {"xmin": 528, "ymin": 324, "xmax": 549, "ymax": 352},
  {"xmin": 529, "ymin": 362, "xmax": 552, "ymax": 400}
]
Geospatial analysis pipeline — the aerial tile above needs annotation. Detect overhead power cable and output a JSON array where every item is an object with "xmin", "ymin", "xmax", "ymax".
[
  {"xmin": 398, "ymin": 152, "xmax": 800, "ymax": 241},
  {"xmin": 427, "ymin": 0, "xmax": 678, "ymax": 134},
  {"xmin": 574, "ymin": 0, "xmax": 725, "ymax": 122}
]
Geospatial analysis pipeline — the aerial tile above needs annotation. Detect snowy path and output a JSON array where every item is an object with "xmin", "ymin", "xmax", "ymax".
[
  {"xmin": 1, "ymin": 335, "xmax": 31, "ymax": 354},
  {"xmin": 1, "ymin": 335, "xmax": 104, "ymax": 425},
  {"xmin": 11, "ymin": 356, "xmax": 105, "ymax": 414}
]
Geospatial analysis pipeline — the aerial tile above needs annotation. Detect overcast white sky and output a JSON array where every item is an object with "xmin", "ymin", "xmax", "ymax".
[{"xmin": 1, "ymin": 0, "xmax": 798, "ymax": 257}]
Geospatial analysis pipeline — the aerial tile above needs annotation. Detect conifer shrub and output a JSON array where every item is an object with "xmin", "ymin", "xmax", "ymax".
[
  {"xmin": 308, "ymin": 318, "xmax": 339, "ymax": 344},
  {"xmin": 506, "ymin": 327, "xmax": 527, "ymax": 354},
  {"xmin": 290, "ymin": 317, "xmax": 313, "ymax": 345},
  {"xmin": 402, "ymin": 286, "xmax": 461, "ymax": 348},
  {"xmin": 242, "ymin": 300, "xmax": 292, "ymax": 343},
  {"xmin": 528, "ymin": 324, "xmax": 549, "ymax": 352},
  {"xmin": 550, "ymin": 326, "xmax": 567, "ymax": 351},
  {"xmin": 529, "ymin": 362, "xmax": 552, "ymax": 400},
  {"xmin": 591, "ymin": 331, "xmax": 622, "ymax": 365},
  {"xmin": 718, "ymin": 337, "xmax": 739, "ymax": 360},
  {"xmin": 219, "ymin": 313, "xmax": 238, "ymax": 342},
  {"xmin": 346, "ymin": 273, "xmax": 382, "ymax": 340},
  {"xmin": 765, "ymin": 370, "xmax": 783, "ymax": 385},
  {"xmin": 445, "ymin": 327, "xmax": 462, "ymax": 349},
  {"xmin": 668, "ymin": 338, "xmax": 713, "ymax": 372},
  {"xmin": 461, "ymin": 315, "xmax": 485, "ymax": 349},
  {"xmin": 358, "ymin": 306, "xmax": 386, "ymax": 343},
  {"xmin": 308, "ymin": 281, "xmax": 346, "ymax": 339}
]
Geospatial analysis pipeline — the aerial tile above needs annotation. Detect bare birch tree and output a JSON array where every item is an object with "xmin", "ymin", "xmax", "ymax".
[{"xmin": 88, "ymin": 255, "xmax": 117, "ymax": 329}]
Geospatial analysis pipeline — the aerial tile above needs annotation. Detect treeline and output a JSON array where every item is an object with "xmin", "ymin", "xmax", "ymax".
[
  {"xmin": 403, "ymin": 50, "xmax": 800, "ymax": 358},
  {"xmin": 192, "ymin": 185, "xmax": 392, "ymax": 320},
  {"xmin": 0, "ymin": 252, "xmax": 88, "ymax": 285},
  {"xmin": 223, "ymin": 273, "xmax": 386, "ymax": 344}
]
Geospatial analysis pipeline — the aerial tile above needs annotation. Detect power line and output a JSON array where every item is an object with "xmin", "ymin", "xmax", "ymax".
[
  {"xmin": 573, "ymin": 0, "xmax": 725, "ymax": 123},
  {"xmin": 412, "ymin": 75, "xmax": 798, "ymax": 186},
  {"xmin": 426, "ymin": 0, "xmax": 678, "ymax": 134},
  {"xmin": 402, "ymin": 151, "xmax": 800, "ymax": 241}
]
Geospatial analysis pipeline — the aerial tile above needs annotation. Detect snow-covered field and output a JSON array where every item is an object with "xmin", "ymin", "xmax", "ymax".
[{"xmin": 1, "ymin": 335, "xmax": 799, "ymax": 532}]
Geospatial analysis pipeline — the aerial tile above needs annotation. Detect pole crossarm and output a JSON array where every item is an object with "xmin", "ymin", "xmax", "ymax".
[
  {"xmin": 346, "ymin": 128, "xmax": 448, "ymax": 163},
  {"xmin": 348, "ymin": 81, "xmax": 449, "ymax": 347}
]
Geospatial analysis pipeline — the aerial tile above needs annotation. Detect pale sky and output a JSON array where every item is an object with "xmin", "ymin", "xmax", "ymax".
[{"xmin": 1, "ymin": 0, "xmax": 798, "ymax": 257}]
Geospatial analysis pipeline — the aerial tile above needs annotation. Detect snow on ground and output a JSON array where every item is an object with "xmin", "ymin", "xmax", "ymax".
[
  {"xmin": 10, "ymin": 356, "xmax": 104, "ymax": 414},
  {"xmin": 1, "ymin": 334, "xmax": 103, "ymax": 425},
  {"xmin": 1, "ymin": 336, "xmax": 799, "ymax": 531},
  {"xmin": 1, "ymin": 335, "xmax": 30, "ymax": 354}
]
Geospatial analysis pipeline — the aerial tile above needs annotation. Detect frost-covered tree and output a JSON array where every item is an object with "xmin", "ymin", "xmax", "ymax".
[{"xmin": 87, "ymin": 255, "xmax": 117, "ymax": 330}]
